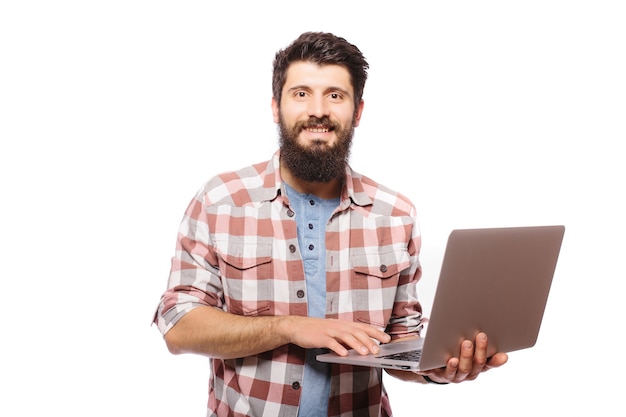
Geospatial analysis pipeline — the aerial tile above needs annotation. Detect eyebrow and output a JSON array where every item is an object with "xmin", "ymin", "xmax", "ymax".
[{"xmin": 287, "ymin": 85, "xmax": 353, "ymax": 98}]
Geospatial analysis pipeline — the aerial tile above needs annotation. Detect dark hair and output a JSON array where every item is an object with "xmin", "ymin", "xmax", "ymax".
[{"xmin": 272, "ymin": 32, "xmax": 369, "ymax": 109}]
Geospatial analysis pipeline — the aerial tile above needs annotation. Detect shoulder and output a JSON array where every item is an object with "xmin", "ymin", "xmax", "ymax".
[
  {"xmin": 198, "ymin": 158, "xmax": 278, "ymax": 206},
  {"xmin": 351, "ymin": 169, "xmax": 417, "ymax": 218}
]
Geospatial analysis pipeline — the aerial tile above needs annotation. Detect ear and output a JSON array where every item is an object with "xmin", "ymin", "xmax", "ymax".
[
  {"xmin": 353, "ymin": 100, "xmax": 365, "ymax": 127},
  {"xmin": 271, "ymin": 97, "xmax": 280, "ymax": 123}
]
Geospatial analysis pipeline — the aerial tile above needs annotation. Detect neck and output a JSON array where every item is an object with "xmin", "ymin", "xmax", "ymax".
[{"xmin": 280, "ymin": 165, "xmax": 343, "ymax": 199}]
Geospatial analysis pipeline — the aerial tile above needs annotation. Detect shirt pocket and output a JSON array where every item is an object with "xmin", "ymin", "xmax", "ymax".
[
  {"xmin": 215, "ymin": 240, "xmax": 273, "ymax": 316},
  {"xmin": 351, "ymin": 249, "xmax": 411, "ymax": 327}
]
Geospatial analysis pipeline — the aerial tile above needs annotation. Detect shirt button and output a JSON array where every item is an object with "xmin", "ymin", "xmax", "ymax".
[
  {"xmin": 308, "ymin": 244, "xmax": 314, "ymax": 251},
  {"xmin": 309, "ymin": 200, "xmax": 315, "ymax": 206},
  {"xmin": 289, "ymin": 244, "xmax": 296, "ymax": 253},
  {"xmin": 297, "ymin": 290, "xmax": 305, "ymax": 298},
  {"xmin": 292, "ymin": 381, "xmax": 301, "ymax": 390},
  {"xmin": 287, "ymin": 209, "xmax": 295, "ymax": 217},
  {"xmin": 379, "ymin": 264, "xmax": 388, "ymax": 273},
  {"xmin": 308, "ymin": 223, "xmax": 314, "ymax": 230}
]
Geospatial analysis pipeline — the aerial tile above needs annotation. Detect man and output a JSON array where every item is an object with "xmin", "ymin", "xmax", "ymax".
[{"xmin": 154, "ymin": 31, "xmax": 508, "ymax": 417}]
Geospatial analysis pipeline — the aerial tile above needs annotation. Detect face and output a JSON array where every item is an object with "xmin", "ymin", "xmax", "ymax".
[{"xmin": 272, "ymin": 61, "xmax": 364, "ymax": 183}]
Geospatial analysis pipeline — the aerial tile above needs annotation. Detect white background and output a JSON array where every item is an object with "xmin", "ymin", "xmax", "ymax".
[{"xmin": 1, "ymin": 1, "xmax": 624, "ymax": 416}]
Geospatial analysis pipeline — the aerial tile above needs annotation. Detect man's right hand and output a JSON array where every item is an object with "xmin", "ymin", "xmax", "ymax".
[
  {"xmin": 284, "ymin": 316, "xmax": 391, "ymax": 356},
  {"xmin": 164, "ymin": 306, "xmax": 390, "ymax": 359}
]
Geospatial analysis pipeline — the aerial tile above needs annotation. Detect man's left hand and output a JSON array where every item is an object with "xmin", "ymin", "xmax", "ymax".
[{"xmin": 420, "ymin": 332, "xmax": 508, "ymax": 384}]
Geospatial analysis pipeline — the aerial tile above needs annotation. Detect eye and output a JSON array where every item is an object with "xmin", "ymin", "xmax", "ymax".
[
  {"xmin": 328, "ymin": 92, "xmax": 343, "ymax": 102},
  {"xmin": 292, "ymin": 90, "xmax": 309, "ymax": 101}
]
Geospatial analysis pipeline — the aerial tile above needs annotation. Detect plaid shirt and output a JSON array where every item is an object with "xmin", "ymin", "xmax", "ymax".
[{"xmin": 154, "ymin": 151, "xmax": 423, "ymax": 417}]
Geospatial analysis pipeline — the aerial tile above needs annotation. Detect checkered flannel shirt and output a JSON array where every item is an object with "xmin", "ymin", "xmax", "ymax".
[{"xmin": 154, "ymin": 151, "xmax": 423, "ymax": 417}]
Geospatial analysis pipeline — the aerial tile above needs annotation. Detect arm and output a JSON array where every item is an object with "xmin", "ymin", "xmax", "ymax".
[
  {"xmin": 165, "ymin": 305, "xmax": 391, "ymax": 359},
  {"xmin": 159, "ymin": 182, "xmax": 391, "ymax": 359},
  {"xmin": 385, "ymin": 332, "xmax": 509, "ymax": 384}
]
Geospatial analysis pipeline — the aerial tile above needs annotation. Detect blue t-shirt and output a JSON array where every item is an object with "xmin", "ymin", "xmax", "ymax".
[{"xmin": 284, "ymin": 183, "xmax": 339, "ymax": 417}]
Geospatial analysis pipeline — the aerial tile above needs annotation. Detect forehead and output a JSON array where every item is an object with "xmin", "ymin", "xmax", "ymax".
[{"xmin": 283, "ymin": 61, "xmax": 353, "ymax": 94}]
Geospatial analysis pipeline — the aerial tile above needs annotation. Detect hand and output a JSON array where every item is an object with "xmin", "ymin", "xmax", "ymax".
[
  {"xmin": 421, "ymin": 332, "xmax": 508, "ymax": 383},
  {"xmin": 286, "ymin": 317, "xmax": 391, "ymax": 356}
]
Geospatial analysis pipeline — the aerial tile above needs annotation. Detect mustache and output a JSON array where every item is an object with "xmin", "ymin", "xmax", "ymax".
[{"xmin": 298, "ymin": 116, "xmax": 339, "ymax": 130}]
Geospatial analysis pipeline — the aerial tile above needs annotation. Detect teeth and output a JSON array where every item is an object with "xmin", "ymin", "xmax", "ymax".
[{"xmin": 306, "ymin": 127, "xmax": 330, "ymax": 133}]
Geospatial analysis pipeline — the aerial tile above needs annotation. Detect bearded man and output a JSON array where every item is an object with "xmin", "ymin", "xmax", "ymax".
[{"xmin": 154, "ymin": 31, "xmax": 507, "ymax": 417}]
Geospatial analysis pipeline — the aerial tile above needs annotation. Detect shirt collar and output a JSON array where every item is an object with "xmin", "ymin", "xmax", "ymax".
[{"xmin": 261, "ymin": 150, "xmax": 373, "ymax": 209}]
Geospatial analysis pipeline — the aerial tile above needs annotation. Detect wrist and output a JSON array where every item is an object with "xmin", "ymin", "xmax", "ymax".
[
  {"xmin": 423, "ymin": 374, "xmax": 449, "ymax": 385},
  {"xmin": 274, "ymin": 315, "xmax": 297, "ymax": 345}
]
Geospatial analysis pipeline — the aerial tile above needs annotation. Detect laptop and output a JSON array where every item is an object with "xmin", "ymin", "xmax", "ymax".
[{"xmin": 317, "ymin": 225, "xmax": 565, "ymax": 371}]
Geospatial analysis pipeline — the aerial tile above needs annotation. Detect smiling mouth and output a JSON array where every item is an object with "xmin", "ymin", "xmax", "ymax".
[
  {"xmin": 305, "ymin": 126, "xmax": 332, "ymax": 133},
  {"xmin": 301, "ymin": 117, "xmax": 336, "ymax": 135}
]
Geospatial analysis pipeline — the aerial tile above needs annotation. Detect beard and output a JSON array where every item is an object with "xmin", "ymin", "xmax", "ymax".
[{"xmin": 278, "ymin": 114, "xmax": 354, "ymax": 183}]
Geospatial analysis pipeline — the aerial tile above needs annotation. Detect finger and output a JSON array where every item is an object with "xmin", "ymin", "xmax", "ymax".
[
  {"xmin": 353, "ymin": 335, "xmax": 381, "ymax": 355},
  {"xmin": 463, "ymin": 334, "xmax": 487, "ymax": 380},
  {"xmin": 327, "ymin": 322, "xmax": 390, "ymax": 355},
  {"xmin": 468, "ymin": 333, "xmax": 489, "ymax": 378},
  {"xmin": 350, "ymin": 324, "xmax": 390, "ymax": 353},
  {"xmin": 325, "ymin": 338, "xmax": 350, "ymax": 356},
  {"xmin": 331, "ymin": 330, "xmax": 374, "ymax": 355},
  {"xmin": 485, "ymin": 352, "xmax": 509, "ymax": 370},
  {"xmin": 456, "ymin": 339, "xmax": 474, "ymax": 377},
  {"xmin": 359, "ymin": 325, "xmax": 392, "ymax": 344},
  {"xmin": 442, "ymin": 357, "xmax": 459, "ymax": 381},
  {"xmin": 355, "ymin": 331, "xmax": 388, "ymax": 355}
]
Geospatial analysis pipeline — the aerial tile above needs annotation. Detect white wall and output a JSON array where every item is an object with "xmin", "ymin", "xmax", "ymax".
[{"xmin": 1, "ymin": 1, "xmax": 624, "ymax": 415}]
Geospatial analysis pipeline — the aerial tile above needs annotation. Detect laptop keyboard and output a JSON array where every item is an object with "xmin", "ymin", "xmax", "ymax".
[{"xmin": 377, "ymin": 349, "xmax": 422, "ymax": 361}]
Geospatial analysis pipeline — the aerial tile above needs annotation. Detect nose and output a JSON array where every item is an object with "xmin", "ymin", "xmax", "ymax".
[{"xmin": 307, "ymin": 94, "xmax": 329, "ymax": 119}]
